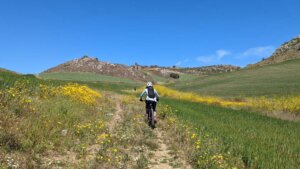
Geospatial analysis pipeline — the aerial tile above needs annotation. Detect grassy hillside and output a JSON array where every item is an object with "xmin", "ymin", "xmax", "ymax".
[
  {"xmin": 0, "ymin": 71, "xmax": 138, "ymax": 95},
  {"xmin": 161, "ymin": 98, "xmax": 300, "ymax": 168},
  {"xmin": 0, "ymin": 68, "xmax": 18, "ymax": 74},
  {"xmin": 2, "ymin": 67, "xmax": 300, "ymax": 168},
  {"xmin": 39, "ymin": 72, "xmax": 140, "ymax": 84},
  {"xmin": 170, "ymin": 59, "xmax": 300, "ymax": 97},
  {"xmin": 147, "ymin": 71, "xmax": 200, "ymax": 84}
]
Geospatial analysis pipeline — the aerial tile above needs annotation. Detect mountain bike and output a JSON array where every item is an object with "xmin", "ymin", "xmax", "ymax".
[{"xmin": 141, "ymin": 99, "xmax": 156, "ymax": 129}]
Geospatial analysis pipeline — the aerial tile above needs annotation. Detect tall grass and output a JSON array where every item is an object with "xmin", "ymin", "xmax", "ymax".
[
  {"xmin": 154, "ymin": 85, "xmax": 300, "ymax": 115},
  {"xmin": 39, "ymin": 72, "xmax": 138, "ymax": 84},
  {"xmin": 170, "ymin": 59, "xmax": 300, "ymax": 97},
  {"xmin": 161, "ymin": 98, "xmax": 300, "ymax": 169},
  {"xmin": 0, "ymin": 72, "xmax": 115, "ymax": 167}
]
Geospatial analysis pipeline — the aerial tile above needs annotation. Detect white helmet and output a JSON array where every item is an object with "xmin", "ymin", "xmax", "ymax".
[{"xmin": 146, "ymin": 82, "xmax": 153, "ymax": 87}]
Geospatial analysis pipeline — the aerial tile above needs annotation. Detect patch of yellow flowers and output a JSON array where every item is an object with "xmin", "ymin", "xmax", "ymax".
[
  {"xmin": 2, "ymin": 80, "xmax": 35, "ymax": 112},
  {"xmin": 40, "ymin": 83, "xmax": 101, "ymax": 105},
  {"xmin": 154, "ymin": 85, "xmax": 300, "ymax": 114},
  {"xmin": 155, "ymin": 85, "xmax": 246, "ymax": 107},
  {"xmin": 248, "ymin": 96, "xmax": 300, "ymax": 115},
  {"xmin": 57, "ymin": 83, "xmax": 101, "ymax": 105},
  {"xmin": 1, "ymin": 80, "xmax": 102, "ymax": 115}
]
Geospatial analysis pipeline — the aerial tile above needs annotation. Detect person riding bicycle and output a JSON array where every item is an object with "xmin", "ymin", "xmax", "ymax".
[{"xmin": 140, "ymin": 82, "xmax": 160, "ymax": 123}]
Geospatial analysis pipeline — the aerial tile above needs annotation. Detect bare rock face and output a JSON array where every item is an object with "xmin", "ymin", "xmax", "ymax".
[
  {"xmin": 248, "ymin": 35, "xmax": 300, "ymax": 68},
  {"xmin": 43, "ymin": 56, "xmax": 152, "ymax": 82}
]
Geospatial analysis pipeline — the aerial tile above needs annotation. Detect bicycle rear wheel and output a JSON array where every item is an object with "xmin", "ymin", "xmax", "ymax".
[{"xmin": 150, "ymin": 108, "xmax": 155, "ymax": 129}]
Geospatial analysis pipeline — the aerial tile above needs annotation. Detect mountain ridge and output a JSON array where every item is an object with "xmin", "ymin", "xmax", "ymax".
[
  {"xmin": 43, "ymin": 56, "xmax": 152, "ymax": 82},
  {"xmin": 248, "ymin": 35, "xmax": 300, "ymax": 67},
  {"xmin": 43, "ymin": 56, "xmax": 241, "ymax": 82}
]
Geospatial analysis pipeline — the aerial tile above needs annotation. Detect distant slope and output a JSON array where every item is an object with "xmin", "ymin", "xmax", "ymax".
[
  {"xmin": 0, "ymin": 68, "xmax": 18, "ymax": 74},
  {"xmin": 0, "ymin": 68, "xmax": 20, "ymax": 88},
  {"xmin": 39, "ymin": 72, "xmax": 139, "ymax": 84},
  {"xmin": 43, "ymin": 56, "xmax": 240, "ymax": 84},
  {"xmin": 248, "ymin": 35, "xmax": 300, "ymax": 67},
  {"xmin": 43, "ymin": 56, "xmax": 152, "ymax": 82},
  {"xmin": 174, "ymin": 65, "xmax": 240, "ymax": 75},
  {"xmin": 134, "ymin": 65, "xmax": 240, "ymax": 84},
  {"xmin": 170, "ymin": 59, "xmax": 300, "ymax": 97}
]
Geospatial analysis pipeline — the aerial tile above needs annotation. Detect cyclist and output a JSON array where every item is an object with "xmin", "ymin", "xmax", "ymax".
[{"xmin": 140, "ymin": 82, "xmax": 160, "ymax": 123}]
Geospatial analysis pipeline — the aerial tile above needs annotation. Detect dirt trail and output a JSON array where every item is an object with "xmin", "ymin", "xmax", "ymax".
[
  {"xmin": 90, "ymin": 95, "xmax": 191, "ymax": 169},
  {"xmin": 148, "ymin": 128, "xmax": 191, "ymax": 169},
  {"xmin": 108, "ymin": 97, "xmax": 122, "ymax": 131},
  {"xmin": 87, "ymin": 97, "xmax": 123, "ymax": 160},
  {"xmin": 148, "ymin": 129, "xmax": 174, "ymax": 169}
]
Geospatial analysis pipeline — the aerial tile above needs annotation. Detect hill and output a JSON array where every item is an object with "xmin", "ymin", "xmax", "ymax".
[
  {"xmin": 43, "ymin": 56, "xmax": 152, "ymax": 82},
  {"xmin": 39, "ymin": 72, "xmax": 138, "ymax": 84},
  {"xmin": 170, "ymin": 59, "xmax": 300, "ymax": 97},
  {"xmin": 248, "ymin": 35, "xmax": 300, "ymax": 67},
  {"xmin": 131, "ymin": 64, "xmax": 240, "ymax": 84},
  {"xmin": 42, "ymin": 56, "xmax": 241, "ymax": 84},
  {"xmin": 0, "ymin": 68, "xmax": 18, "ymax": 74},
  {"xmin": 174, "ymin": 65, "xmax": 240, "ymax": 75}
]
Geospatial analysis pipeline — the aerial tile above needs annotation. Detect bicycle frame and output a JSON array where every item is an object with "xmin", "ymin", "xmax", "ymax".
[
  {"xmin": 147, "ymin": 102, "xmax": 155, "ymax": 129},
  {"xmin": 142, "ymin": 99, "xmax": 156, "ymax": 129}
]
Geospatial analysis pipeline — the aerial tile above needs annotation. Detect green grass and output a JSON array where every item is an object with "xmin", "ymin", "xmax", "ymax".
[
  {"xmin": 177, "ymin": 73, "xmax": 200, "ymax": 81},
  {"xmin": 147, "ymin": 72, "xmax": 170, "ymax": 84},
  {"xmin": 160, "ymin": 98, "xmax": 300, "ymax": 169},
  {"xmin": 0, "ymin": 78, "xmax": 115, "ymax": 167},
  {"xmin": 147, "ymin": 71, "xmax": 200, "ymax": 84},
  {"xmin": 39, "ymin": 72, "xmax": 138, "ymax": 84},
  {"xmin": 170, "ymin": 59, "xmax": 300, "ymax": 97},
  {"xmin": 0, "ymin": 70, "xmax": 139, "ymax": 94}
]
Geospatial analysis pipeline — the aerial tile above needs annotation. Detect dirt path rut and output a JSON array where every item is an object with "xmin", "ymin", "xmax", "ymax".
[
  {"xmin": 106, "ymin": 95, "xmax": 191, "ymax": 169},
  {"xmin": 148, "ymin": 127, "xmax": 191, "ymax": 169},
  {"xmin": 108, "ymin": 98, "xmax": 122, "ymax": 131},
  {"xmin": 148, "ymin": 129, "xmax": 174, "ymax": 169}
]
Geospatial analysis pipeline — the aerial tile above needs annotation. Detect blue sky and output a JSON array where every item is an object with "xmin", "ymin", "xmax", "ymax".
[{"xmin": 0, "ymin": 0, "xmax": 299, "ymax": 73}]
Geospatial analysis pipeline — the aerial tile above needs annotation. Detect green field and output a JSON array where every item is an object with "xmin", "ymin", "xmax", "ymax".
[
  {"xmin": 39, "ymin": 72, "xmax": 139, "ymax": 84},
  {"xmin": 170, "ymin": 59, "xmax": 300, "ymax": 97},
  {"xmin": 161, "ymin": 98, "xmax": 300, "ymax": 168},
  {"xmin": 147, "ymin": 71, "xmax": 200, "ymax": 85},
  {"xmin": 177, "ymin": 73, "xmax": 200, "ymax": 81},
  {"xmin": 2, "ymin": 59, "xmax": 300, "ymax": 168},
  {"xmin": 0, "ymin": 70, "xmax": 138, "ymax": 94}
]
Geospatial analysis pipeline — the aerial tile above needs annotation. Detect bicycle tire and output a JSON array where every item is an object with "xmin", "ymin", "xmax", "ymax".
[{"xmin": 150, "ymin": 107, "xmax": 155, "ymax": 129}]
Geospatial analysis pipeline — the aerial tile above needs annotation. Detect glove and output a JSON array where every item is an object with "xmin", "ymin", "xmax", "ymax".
[
  {"xmin": 157, "ymin": 98, "xmax": 160, "ymax": 102},
  {"xmin": 139, "ymin": 98, "xmax": 143, "ymax": 102}
]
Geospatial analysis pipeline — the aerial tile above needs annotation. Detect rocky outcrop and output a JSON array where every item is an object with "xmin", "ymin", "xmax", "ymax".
[
  {"xmin": 248, "ymin": 35, "xmax": 300, "ymax": 67},
  {"xmin": 43, "ymin": 56, "xmax": 152, "ymax": 82}
]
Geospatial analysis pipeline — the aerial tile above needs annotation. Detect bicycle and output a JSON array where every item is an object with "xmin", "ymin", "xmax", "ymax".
[{"xmin": 141, "ymin": 99, "xmax": 156, "ymax": 129}]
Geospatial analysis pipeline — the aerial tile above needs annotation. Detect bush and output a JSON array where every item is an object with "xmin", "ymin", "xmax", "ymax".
[{"xmin": 170, "ymin": 73, "xmax": 180, "ymax": 79}]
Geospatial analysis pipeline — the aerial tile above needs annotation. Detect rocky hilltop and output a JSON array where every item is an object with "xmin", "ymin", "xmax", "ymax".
[
  {"xmin": 248, "ymin": 35, "xmax": 300, "ymax": 67},
  {"xmin": 43, "ymin": 56, "xmax": 151, "ymax": 81},
  {"xmin": 43, "ymin": 56, "xmax": 241, "ymax": 82}
]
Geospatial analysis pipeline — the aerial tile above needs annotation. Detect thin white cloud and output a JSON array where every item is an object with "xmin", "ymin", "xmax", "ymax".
[
  {"xmin": 240, "ymin": 46, "xmax": 275, "ymax": 58},
  {"xmin": 194, "ymin": 46, "xmax": 274, "ymax": 66},
  {"xmin": 196, "ymin": 49, "xmax": 231, "ymax": 64},
  {"xmin": 196, "ymin": 56, "xmax": 213, "ymax": 63},
  {"xmin": 216, "ymin": 49, "xmax": 231, "ymax": 60},
  {"xmin": 175, "ymin": 61, "xmax": 182, "ymax": 66},
  {"xmin": 175, "ymin": 58, "xmax": 189, "ymax": 66}
]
